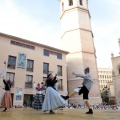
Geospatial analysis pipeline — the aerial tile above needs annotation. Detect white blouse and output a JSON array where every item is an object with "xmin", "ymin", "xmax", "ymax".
[{"xmin": 33, "ymin": 83, "xmax": 42, "ymax": 94}]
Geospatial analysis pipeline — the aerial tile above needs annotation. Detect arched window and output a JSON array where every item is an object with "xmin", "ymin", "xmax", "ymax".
[
  {"xmin": 69, "ymin": 0, "xmax": 73, "ymax": 6},
  {"xmin": 79, "ymin": 0, "xmax": 83, "ymax": 5}
]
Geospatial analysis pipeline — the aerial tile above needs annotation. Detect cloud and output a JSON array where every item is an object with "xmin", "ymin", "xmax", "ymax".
[
  {"xmin": 0, "ymin": 0, "xmax": 61, "ymax": 49},
  {"xmin": 106, "ymin": 0, "xmax": 120, "ymax": 5},
  {"xmin": 89, "ymin": 0, "xmax": 120, "ymax": 67}
]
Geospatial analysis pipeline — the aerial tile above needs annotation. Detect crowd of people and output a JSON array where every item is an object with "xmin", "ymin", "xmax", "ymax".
[
  {"xmin": 64, "ymin": 103, "xmax": 120, "ymax": 110},
  {"xmin": 11, "ymin": 102, "xmax": 120, "ymax": 111}
]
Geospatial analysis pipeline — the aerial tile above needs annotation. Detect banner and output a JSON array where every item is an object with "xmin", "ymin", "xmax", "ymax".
[
  {"xmin": 16, "ymin": 88, "xmax": 22, "ymax": 100},
  {"xmin": 17, "ymin": 53, "xmax": 26, "ymax": 68}
]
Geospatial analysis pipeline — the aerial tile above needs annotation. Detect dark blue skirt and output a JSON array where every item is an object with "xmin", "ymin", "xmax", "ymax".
[{"xmin": 33, "ymin": 93, "xmax": 43, "ymax": 110}]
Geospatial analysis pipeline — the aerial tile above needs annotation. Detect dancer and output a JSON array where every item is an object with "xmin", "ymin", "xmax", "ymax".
[
  {"xmin": 1, "ymin": 79, "xmax": 12, "ymax": 112},
  {"xmin": 61, "ymin": 67, "xmax": 93, "ymax": 114},
  {"xmin": 33, "ymin": 82, "xmax": 43, "ymax": 110},
  {"xmin": 47, "ymin": 73, "xmax": 57, "ymax": 90},
  {"xmin": 42, "ymin": 73, "xmax": 66, "ymax": 114}
]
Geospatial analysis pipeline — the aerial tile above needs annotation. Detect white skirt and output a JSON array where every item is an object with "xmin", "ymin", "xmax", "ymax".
[{"xmin": 42, "ymin": 87, "xmax": 66, "ymax": 111}]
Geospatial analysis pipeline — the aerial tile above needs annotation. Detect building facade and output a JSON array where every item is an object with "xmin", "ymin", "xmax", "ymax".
[
  {"xmin": 98, "ymin": 68, "xmax": 113, "ymax": 92},
  {"xmin": 111, "ymin": 39, "xmax": 120, "ymax": 103},
  {"xmin": 59, "ymin": 0, "xmax": 101, "ymax": 104},
  {"xmin": 0, "ymin": 33, "xmax": 68, "ymax": 106},
  {"xmin": 98, "ymin": 68, "xmax": 115, "ymax": 101}
]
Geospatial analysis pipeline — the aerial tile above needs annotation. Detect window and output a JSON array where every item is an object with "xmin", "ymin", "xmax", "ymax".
[
  {"xmin": 43, "ymin": 77, "xmax": 47, "ymax": 81},
  {"xmin": 6, "ymin": 72, "xmax": 15, "ymax": 86},
  {"xmin": 25, "ymin": 75, "xmax": 33, "ymax": 88},
  {"xmin": 69, "ymin": 0, "xmax": 73, "ymax": 6},
  {"xmin": 62, "ymin": 2, "xmax": 64, "ymax": 12},
  {"xmin": 27, "ymin": 59, "xmax": 34, "ymax": 72},
  {"xmin": 8, "ymin": 56, "xmax": 16, "ymax": 69},
  {"xmin": 41, "ymin": 77, "xmax": 47, "ymax": 90},
  {"xmin": 44, "ymin": 49, "xmax": 49, "ymax": 56},
  {"xmin": 43, "ymin": 77, "xmax": 47, "ymax": 84},
  {"xmin": 43, "ymin": 63, "xmax": 49, "ymax": 74},
  {"xmin": 57, "ymin": 65, "xmax": 62, "ymax": 76},
  {"xmin": 11, "ymin": 40, "xmax": 35, "ymax": 50},
  {"xmin": 16, "ymin": 42, "xmax": 20, "ymax": 46},
  {"xmin": 57, "ymin": 53, "xmax": 62, "ymax": 59},
  {"xmin": 79, "ymin": 0, "xmax": 83, "ymax": 5},
  {"xmin": 57, "ymin": 79, "xmax": 63, "ymax": 90}
]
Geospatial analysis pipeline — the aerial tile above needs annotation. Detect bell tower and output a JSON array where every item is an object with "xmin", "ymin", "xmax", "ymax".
[{"xmin": 59, "ymin": 0, "xmax": 102, "ymax": 104}]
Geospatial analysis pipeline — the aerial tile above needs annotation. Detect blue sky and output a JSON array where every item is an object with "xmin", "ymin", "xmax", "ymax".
[{"xmin": 0, "ymin": 0, "xmax": 120, "ymax": 68}]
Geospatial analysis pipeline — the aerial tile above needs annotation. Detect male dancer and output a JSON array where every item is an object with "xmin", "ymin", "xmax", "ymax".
[{"xmin": 61, "ymin": 67, "xmax": 93, "ymax": 114}]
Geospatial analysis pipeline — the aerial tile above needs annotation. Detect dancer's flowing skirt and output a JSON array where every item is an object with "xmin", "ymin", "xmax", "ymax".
[
  {"xmin": 33, "ymin": 93, "xmax": 43, "ymax": 110},
  {"xmin": 42, "ymin": 87, "xmax": 66, "ymax": 111},
  {"xmin": 1, "ymin": 91, "xmax": 12, "ymax": 108}
]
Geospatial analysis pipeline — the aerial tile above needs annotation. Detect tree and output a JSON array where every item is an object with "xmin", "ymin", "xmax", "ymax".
[{"xmin": 101, "ymin": 89, "xmax": 109, "ymax": 104}]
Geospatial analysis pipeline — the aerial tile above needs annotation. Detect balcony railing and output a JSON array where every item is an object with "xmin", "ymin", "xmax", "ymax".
[
  {"xmin": 57, "ymin": 85, "xmax": 63, "ymax": 91},
  {"xmin": 57, "ymin": 72, "xmax": 62, "ymax": 76},
  {"xmin": 27, "ymin": 67, "xmax": 33, "ymax": 72},
  {"xmin": 43, "ymin": 70, "xmax": 49, "ymax": 74},
  {"xmin": 25, "ymin": 82, "xmax": 32, "ymax": 88}
]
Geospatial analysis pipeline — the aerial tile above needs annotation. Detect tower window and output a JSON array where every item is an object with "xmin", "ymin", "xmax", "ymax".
[
  {"xmin": 79, "ymin": 0, "xmax": 83, "ymax": 5},
  {"xmin": 62, "ymin": 2, "xmax": 64, "ymax": 12},
  {"xmin": 69, "ymin": 0, "xmax": 73, "ymax": 6}
]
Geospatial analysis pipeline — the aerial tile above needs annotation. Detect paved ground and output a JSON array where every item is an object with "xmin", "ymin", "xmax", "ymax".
[{"xmin": 0, "ymin": 108, "xmax": 119, "ymax": 120}]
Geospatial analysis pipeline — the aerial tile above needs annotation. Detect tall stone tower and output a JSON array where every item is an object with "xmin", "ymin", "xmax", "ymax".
[{"xmin": 59, "ymin": 0, "xmax": 102, "ymax": 104}]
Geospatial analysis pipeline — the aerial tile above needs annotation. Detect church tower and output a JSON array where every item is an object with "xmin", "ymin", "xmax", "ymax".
[{"xmin": 59, "ymin": 0, "xmax": 102, "ymax": 104}]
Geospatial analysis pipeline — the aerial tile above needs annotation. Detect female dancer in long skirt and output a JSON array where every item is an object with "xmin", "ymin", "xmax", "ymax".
[
  {"xmin": 1, "ymin": 79, "xmax": 12, "ymax": 112},
  {"xmin": 33, "ymin": 82, "xmax": 43, "ymax": 110},
  {"xmin": 42, "ymin": 73, "xmax": 66, "ymax": 114}
]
